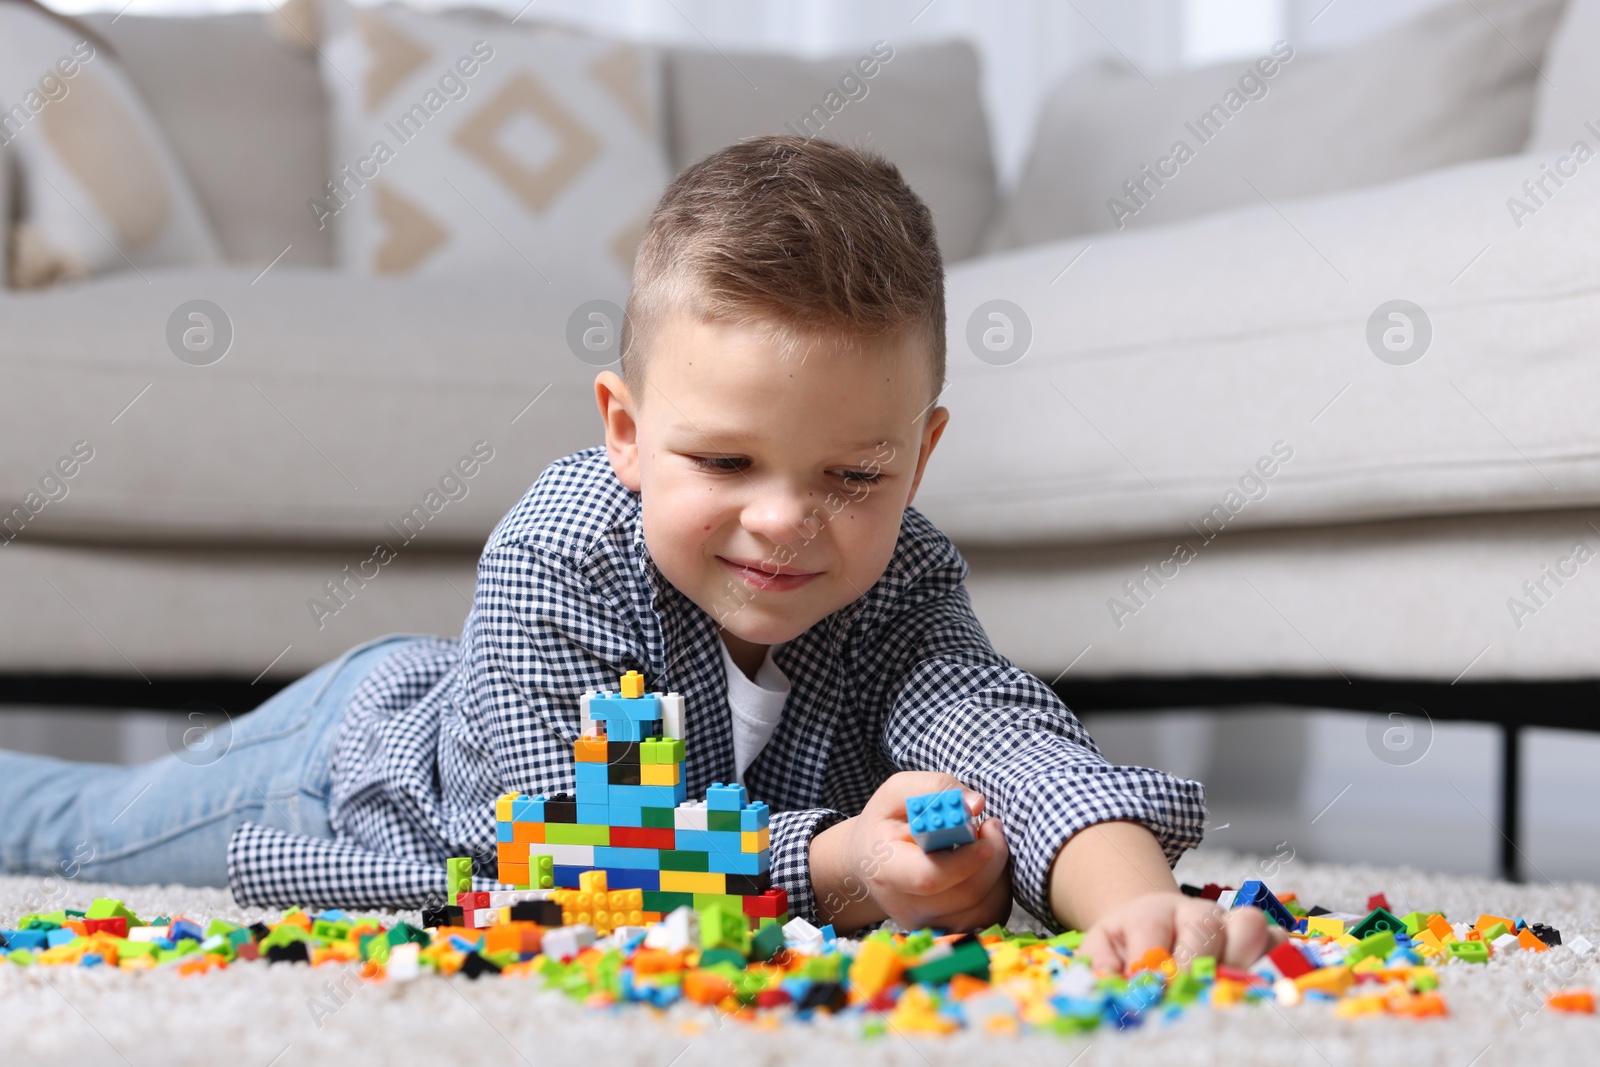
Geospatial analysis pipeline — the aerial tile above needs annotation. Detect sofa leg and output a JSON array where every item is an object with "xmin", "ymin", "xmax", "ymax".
[{"xmin": 1500, "ymin": 721, "xmax": 1521, "ymax": 883}]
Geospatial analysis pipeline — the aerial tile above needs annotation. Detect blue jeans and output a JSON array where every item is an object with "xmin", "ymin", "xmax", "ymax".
[{"xmin": 0, "ymin": 635, "xmax": 423, "ymax": 889}]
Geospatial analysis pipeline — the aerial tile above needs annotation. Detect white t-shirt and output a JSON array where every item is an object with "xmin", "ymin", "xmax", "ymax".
[{"xmin": 719, "ymin": 638, "xmax": 791, "ymax": 787}]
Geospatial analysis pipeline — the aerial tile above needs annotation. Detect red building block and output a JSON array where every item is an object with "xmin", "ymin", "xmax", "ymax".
[
  {"xmin": 609, "ymin": 826, "xmax": 675, "ymax": 850},
  {"xmin": 84, "ymin": 917, "xmax": 128, "ymax": 938},
  {"xmin": 1268, "ymin": 941, "xmax": 1315, "ymax": 979},
  {"xmin": 1367, "ymin": 893, "xmax": 1391, "ymax": 913},
  {"xmin": 742, "ymin": 887, "xmax": 789, "ymax": 919}
]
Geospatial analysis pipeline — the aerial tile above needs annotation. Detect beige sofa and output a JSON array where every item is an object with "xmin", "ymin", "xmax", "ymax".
[{"xmin": 2, "ymin": 0, "xmax": 1597, "ymax": 707}]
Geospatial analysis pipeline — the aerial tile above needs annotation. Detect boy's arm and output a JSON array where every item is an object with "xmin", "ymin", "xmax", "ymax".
[
  {"xmin": 1047, "ymin": 819, "xmax": 1178, "ymax": 930},
  {"xmin": 877, "ymin": 584, "xmax": 1206, "ymax": 932}
]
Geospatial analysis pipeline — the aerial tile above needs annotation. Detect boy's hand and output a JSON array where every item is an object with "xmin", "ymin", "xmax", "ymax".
[
  {"xmin": 1078, "ymin": 891, "xmax": 1286, "ymax": 973},
  {"xmin": 810, "ymin": 771, "xmax": 1011, "ymax": 934}
]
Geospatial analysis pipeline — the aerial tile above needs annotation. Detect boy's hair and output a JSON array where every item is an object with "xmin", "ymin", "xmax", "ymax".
[{"xmin": 620, "ymin": 135, "xmax": 945, "ymax": 402}]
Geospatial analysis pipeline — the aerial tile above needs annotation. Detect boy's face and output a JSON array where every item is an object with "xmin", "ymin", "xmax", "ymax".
[{"xmin": 595, "ymin": 312, "xmax": 949, "ymax": 649}]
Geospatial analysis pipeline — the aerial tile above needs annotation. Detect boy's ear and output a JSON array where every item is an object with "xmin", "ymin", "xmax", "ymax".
[
  {"xmin": 904, "ymin": 404, "xmax": 950, "ymax": 507},
  {"xmin": 595, "ymin": 371, "xmax": 642, "ymax": 491}
]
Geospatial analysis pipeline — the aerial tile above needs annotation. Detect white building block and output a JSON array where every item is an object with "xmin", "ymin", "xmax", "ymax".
[
  {"xmin": 661, "ymin": 692, "xmax": 685, "ymax": 739},
  {"xmin": 527, "ymin": 842, "xmax": 596, "ymax": 866}
]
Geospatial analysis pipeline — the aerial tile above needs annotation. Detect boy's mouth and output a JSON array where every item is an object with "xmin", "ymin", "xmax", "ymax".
[{"xmin": 717, "ymin": 556, "xmax": 821, "ymax": 592}]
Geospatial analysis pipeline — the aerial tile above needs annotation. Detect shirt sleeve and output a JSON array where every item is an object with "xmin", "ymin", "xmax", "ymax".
[
  {"xmin": 876, "ymin": 583, "xmax": 1207, "ymax": 932},
  {"xmin": 766, "ymin": 807, "xmax": 848, "ymax": 925}
]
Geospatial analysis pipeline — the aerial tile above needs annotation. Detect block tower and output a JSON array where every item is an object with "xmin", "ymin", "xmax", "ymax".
[{"xmin": 495, "ymin": 671, "xmax": 788, "ymax": 933}]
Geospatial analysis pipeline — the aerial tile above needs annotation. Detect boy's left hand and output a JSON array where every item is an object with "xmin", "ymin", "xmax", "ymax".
[{"xmin": 1078, "ymin": 891, "xmax": 1287, "ymax": 973}]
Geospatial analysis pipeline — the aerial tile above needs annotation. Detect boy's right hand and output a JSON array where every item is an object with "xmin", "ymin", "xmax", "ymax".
[{"xmin": 810, "ymin": 771, "xmax": 1011, "ymax": 934}]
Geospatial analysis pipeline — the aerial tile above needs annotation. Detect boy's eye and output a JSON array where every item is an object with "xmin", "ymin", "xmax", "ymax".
[
  {"xmin": 833, "ymin": 469, "xmax": 882, "ymax": 485},
  {"xmin": 689, "ymin": 455, "xmax": 747, "ymax": 473}
]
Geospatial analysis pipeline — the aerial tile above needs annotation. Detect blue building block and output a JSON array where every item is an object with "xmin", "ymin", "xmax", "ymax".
[
  {"xmin": 576, "ymin": 782, "xmax": 609, "ymax": 807},
  {"xmin": 706, "ymin": 848, "xmax": 770, "ymax": 875},
  {"xmin": 575, "ymin": 762, "xmax": 608, "ymax": 784},
  {"xmin": 707, "ymin": 782, "xmax": 748, "ymax": 811},
  {"xmin": 603, "ymin": 867, "xmax": 661, "ymax": 892},
  {"xmin": 599, "ymin": 717, "xmax": 648, "ymax": 742},
  {"xmin": 497, "ymin": 821, "xmax": 515, "ymax": 842},
  {"xmin": 609, "ymin": 804, "xmax": 643, "ymax": 828},
  {"xmin": 1231, "ymin": 879, "xmax": 1296, "ymax": 929},
  {"xmin": 46, "ymin": 928, "xmax": 78, "ymax": 948},
  {"xmin": 551, "ymin": 864, "xmax": 587, "ymax": 889},
  {"xmin": 673, "ymin": 828, "xmax": 745, "ymax": 856},
  {"xmin": 906, "ymin": 789, "xmax": 977, "ymax": 852},
  {"xmin": 593, "ymin": 846, "xmax": 661, "ymax": 870},
  {"xmin": 576, "ymin": 803, "xmax": 609, "ymax": 825},
  {"xmin": 740, "ymin": 802, "xmax": 770, "ymax": 831},
  {"xmin": 589, "ymin": 693, "xmax": 662, "ymax": 737},
  {"xmin": 511, "ymin": 796, "xmax": 545, "ymax": 822},
  {"xmin": 608, "ymin": 782, "xmax": 686, "ymax": 808}
]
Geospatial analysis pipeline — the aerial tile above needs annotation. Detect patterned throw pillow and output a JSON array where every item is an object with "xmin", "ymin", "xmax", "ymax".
[
  {"xmin": 317, "ymin": 0, "xmax": 670, "ymax": 281},
  {"xmin": 0, "ymin": 0, "xmax": 222, "ymax": 288}
]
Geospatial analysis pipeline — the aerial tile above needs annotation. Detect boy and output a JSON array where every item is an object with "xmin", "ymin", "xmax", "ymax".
[{"xmin": 0, "ymin": 137, "xmax": 1278, "ymax": 971}]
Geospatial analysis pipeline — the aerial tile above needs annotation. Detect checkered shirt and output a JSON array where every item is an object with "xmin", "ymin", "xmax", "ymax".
[{"xmin": 228, "ymin": 447, "xmax": 1206, "ymax": 928}]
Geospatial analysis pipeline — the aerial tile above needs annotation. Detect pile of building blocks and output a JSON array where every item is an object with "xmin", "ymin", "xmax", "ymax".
[
  {"xmin": 1, "ymin": 881, "xmax": 1591, "ymax": 1035},
  {"xmin": 487, "ymin": 671, "xmax": 785, "ymax": 935}
]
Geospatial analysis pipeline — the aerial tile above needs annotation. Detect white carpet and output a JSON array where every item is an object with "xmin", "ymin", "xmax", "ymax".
[{"xmin": 4, "ymin": 850, "xmax": 1599, "ymax": 1067}]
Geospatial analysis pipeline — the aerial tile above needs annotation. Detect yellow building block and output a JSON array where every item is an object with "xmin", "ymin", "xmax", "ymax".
[
  {"xmin": 741, "ymin": 828, "xmax": 771, "ymax": 853},
  {"xmin": 660, "ymin": 869, "xmax": 727, "ymax": 895},
  {"xmin": 1295, "ymin": 965, "xmax": 1353, "ymax": 995},
  {"xmin": 640, "ymin": 763, "xmax": 681, "ymax": 786},
  {"xmin": 579, "ymin": 870, "xmax": 609, "ymax": 893},
  {"xmin": 1335, "ymin": 933, "xmax": 1359, "ymax": 949},
  {"xmin": 1305, "ymin": 916, "xmax": 1344, "ymax": 938},
  {"xmin": 621, "ymin": 670, "xmax": 645, "ymax": 698},
  {"xmin": 848, "ymin": 939, "xmax": 905, "ymax": 999},
  {"xmin": 496, "ymin": 793, "xmax": 519, "ymax": 822}
]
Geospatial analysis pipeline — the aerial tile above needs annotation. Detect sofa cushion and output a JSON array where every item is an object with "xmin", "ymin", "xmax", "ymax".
[
  {"xmin": 665, "ymin": 39, "xmax": 996, "ymax": 264},
  {"xmin": 316, "ymin": 0, "xmax": 670, "ymax": 281},
  {"xmin": 987, "ymin": 0, "xmax": 1566, "ymax": 250},
  {"xmin": 0, "ymin": 2, "xmax": 224, "ymax": 286},
  {"xmin": 1528, "ymin": 0, "xmax": 1600, "ymax": 150},
  {"xmin": 79, "ymin": 11, "xmax": 333, "ymax": 269},
  {"xmin": 920, "ymin": 151, "xmax": 1600, "ymax": 546}
]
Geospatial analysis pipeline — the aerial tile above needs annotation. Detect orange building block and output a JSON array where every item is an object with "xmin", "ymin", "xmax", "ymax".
[
  {"xmin": 1549, "ymin": 990, "xmax": 1596, "ymax": 1013},
  {"xmin": 575, "ymin": 737, "xmax": 608, "ymax": 762},
  {"xmin": 512, "ymin": 822, "xmax": 545, "ymax": 844},
  {"xmin": 1518, "ymin": 928, "xmax": 1551, "ymax": 952},
  {"xmin": 498, "ymin": 863, "xmax": 529, "ymax": 886}
]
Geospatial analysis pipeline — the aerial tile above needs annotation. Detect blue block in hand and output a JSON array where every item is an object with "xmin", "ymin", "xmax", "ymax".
[{"xmin": 905, "ymin": 789, "xmax": 977, "ymax": 852}]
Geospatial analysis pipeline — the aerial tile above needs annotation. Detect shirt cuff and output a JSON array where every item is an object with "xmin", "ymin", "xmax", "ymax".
[
  {"xmin": 766, "ymin": 806, "xmax": 848, "ymax": 926},
  {"xmin": 1009, "ymin": 767, "xmax": 1207, "ymax": 933}
]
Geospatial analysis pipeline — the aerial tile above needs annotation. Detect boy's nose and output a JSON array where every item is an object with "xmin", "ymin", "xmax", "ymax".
[{"xmin": 741, "ymin": 485, "xmax": 827, "ymax": 548}]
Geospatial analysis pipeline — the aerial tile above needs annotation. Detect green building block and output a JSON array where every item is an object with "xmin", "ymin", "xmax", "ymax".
[
  {"xmin": 447, "ymin": 857, "xmax": 473, "ymax": 900},
  {"xmin": 535, "ymin": 854, "xmax": 555, "ymax": 889},
  {"xmin": 641, "ymin": 807, "xmax": 675, "ymax": 829},
  {"xmin": 1346, "ymin": 930, "xmax": 1396, "ymax": 965},
  {"xmin": 360, "ymin": 934, "xmax": 391, "ymax": 963},
  {"xmin": 801, "ymin": 954, "xmax": 842, "ymax": 982},
  {"xmin": 698, "ymin": 902, "xmax": 750, "ymax": 955},
  {"xmin": 118, "ymin": 941, "xmax": 157, "ymax": 960},
  {"xmin": 85, "ymin": 899, "xmax": 135, "ymax": 922},
  {"xmin": 387, "ymin": 922, "xmax": 429, "ymax": 947},
  {"xmin": 692, "ymin": 892, "xmax": 745, "ymax": 913},
  {"xmin": 906, "ymin": 938, "xmax": 991, "ymax": 984},
  {"xmin": 1482, "ymin": 922, "xmax": 1509, "ymax": 942},
  {"xmin": 1448, "ymin": 940, "xmax": 1489, "ymax": 963},
  {"xmin": 545, "ymin": 823, "xmax": 609, "ymax": 846},
  {"xmin": 659, "ymin": 849, "xmax": 709, "ymax": 872},
  {"xmin": 1351, "ymin": 907, "xmax": 1404, "ymax": 939},
  {"xmin": 1191, "ymin": 956, "xmax": 1217, "ymax": 981},
  {"xmin": 261, "ymin": 924, "xmax": 312, "ymax": 950},
  {"xmin": 707, "ymin": 810, "xmax": 742, "ymax": 833},
  {"xmin": 642, "ymin": 890, "xmax": 695, "ymax": 912},
  {"xmin": 749, "ymin": 920, "xmax": 786, "ymax": 962},
  {"xmin": 312, "ymin": 918, "xmax": 352, "ymax": 942},
  {"xmin": 699, "ymin": 946, "xmax": 747, "ymax": 969},
  {"xmin": 1402, "ymin": 911, "xmax": 1432, "ymax": 936}
]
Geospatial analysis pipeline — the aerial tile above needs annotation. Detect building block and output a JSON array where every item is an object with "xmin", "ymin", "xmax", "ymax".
[
  {"xmin": 620, "ymin": 670, "xmax": 645, "ymax": 698},
  {"xmin": 575, "ymin": 783, "xmax": 608, "ymax": 807},
  {"xmin": 575, "ymin": 762, "xmax": 608, "ymax": 784},
  {"xmin": 1351, "ymin": 906, "xmax": 1405, "ymax": 939},
  {"xmin": 602, "ymin": 868, "xmax": 660, "ymax": 891},
  {"xmin": 707, "ymin": 782, "xmax": 748, "ymax": 811},
  {"xmin": 641, "ymin": 806, "xmax": 675, "ymax": 829},
  {"xmin": 659, "ymin": 849, "xmax": 710, "ymax": 872},
  {"xmin": 496, "ymin": 821, "xmax": 515, "ymax": 843},
  {"xmin": 742, "ymin": 888, "xmax": 789, "ymax": 919},
  {"xmin": 607, "ymin": 763, "xmax": 642, "ymax": 786},
  {"xmin": 707, "ymin": 810, "xmax": 743, "ymax": 833},
  {"xmin": 674, "ymin": 801, "xmax": 709, "ymax": 831},
  {"xmin": 497, "ymin": 863, "xmax": 529, "ymax": 887},
  {"xmin": 495, "ymin": 794, "xmax": 517, "ymax": 822},
  {"xmin": 673, "ymin": 828, "xmax": 745, "ymax": 856},
  {"xmin": 528, "ymin": 842, "xmax": 597, "ymax": 866},
  {"xmin": 545, "ymin": 823, "xmax": 608, "ymax": 847},
  {"xmin": 640, "ymin": 763, "xmax": 681, "ymax": 786},
  {"xmin": 511, "ymin": 796, "xmax": 545, "ymax": 822},
  {"xmin": 706, "ymin": 849, "xmax": 770, "ymax": 876},
  {"xmin": 608, "ymin": 804, "xmax": 643, "ymax": 828},
  {"xmin": 533, "ymin": 855, "xmax": 554, "ymax": 889},
  {"xmin": 575, "ymin": 802, "xmax": 609, "ymax": 825},
  {"xmin": 575, "ymin": 736, "xmax": 608, "ymax": 762},
  {"xmin": 1267, "ymin": 941, "xmax": 1316, "ymax": 979},
  {"xmin": 544, "ymin": 795, "xmax": 577, "ymax": 823},
  {"xmin": 660, "ymin": 693, "xmax": 685, "ymax": 739},
  {"xmin": 660, "ymin": 870, "xmax": 727, "ymax": 895},
  {"xmin": 1231, "ymin": 880, "xmax": 1297, "ymax": 930},
  {"xmin": 593, "ymin": 846, "xmax": 661, "ymax": 870},
  {"xmin": 610, "ymin": 826, "xmax": 674, "ymax": 850},
  {"xmin": 511, "ymin": 821, "xmax": 544, "ymax": 844},
  {"xmin": 906, "ymin": 789, "xmax": 978, "ymax": 852},
  {"xmin": 740, "ymin": 828, "xmax": 771, "ymax": 853},
  {"xmin": 740, "ymin": 802, "xmax": 770, "ymax": 831},
  {"xmin": 447, "ymin": 858, "xmax": 473, "ymax": 900}
]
